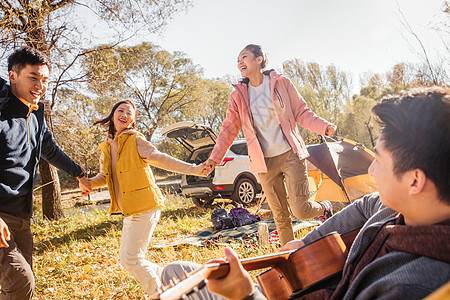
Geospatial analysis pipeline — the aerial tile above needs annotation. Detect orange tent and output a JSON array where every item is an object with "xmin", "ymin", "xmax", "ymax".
[{"xmin": 306, "ymin": 138, "xmax": 377, "ymax": 204}]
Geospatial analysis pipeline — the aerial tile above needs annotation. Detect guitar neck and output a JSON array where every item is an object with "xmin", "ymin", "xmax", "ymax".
[{"xmin": 208, "ymin": 250, "xmax": 294, "ymax": 278}]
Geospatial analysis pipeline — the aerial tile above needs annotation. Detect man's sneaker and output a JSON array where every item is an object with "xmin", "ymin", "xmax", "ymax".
[{"xmin": 319, "ymin": 200, "xmax": 333, "ymax": 222}]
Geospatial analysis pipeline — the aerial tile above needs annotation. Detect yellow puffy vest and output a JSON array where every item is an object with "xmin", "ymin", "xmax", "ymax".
[{"xmin": 99, "ymin": 133, "xmax": 164, "ymax": 216}]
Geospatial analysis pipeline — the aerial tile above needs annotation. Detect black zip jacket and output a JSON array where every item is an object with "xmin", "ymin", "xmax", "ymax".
[{"xmin": 0, "ymin": 77, "xmax": 82, "ymax": 217}]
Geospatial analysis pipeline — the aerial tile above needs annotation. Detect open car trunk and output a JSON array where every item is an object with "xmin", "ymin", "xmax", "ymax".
[{"xmin": 161, "ymin": 121, "xmax": 217, "ymax": 184}]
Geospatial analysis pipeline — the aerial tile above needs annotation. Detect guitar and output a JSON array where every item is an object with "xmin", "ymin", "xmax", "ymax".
[
  {"xmin": 157, "ymin": 231, "xmax": 352, "ymax": 300},
  {"xmin": 257, "ymin": 228, "xmax": 359, "ymax": 300}
]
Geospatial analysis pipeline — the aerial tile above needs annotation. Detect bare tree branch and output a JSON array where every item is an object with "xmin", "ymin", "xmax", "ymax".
[
  {"xmin": 51, "ymin": 43, "xmax": 120, "ymax": 108},
  {"xmin": 397, "ymin": 5, "xmax": 438, "ymax": 84}
]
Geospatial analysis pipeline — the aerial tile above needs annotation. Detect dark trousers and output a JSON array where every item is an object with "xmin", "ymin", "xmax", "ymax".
[{"xmin": 0, "ymin": 212, "xmax": 34, "ymax": 300}]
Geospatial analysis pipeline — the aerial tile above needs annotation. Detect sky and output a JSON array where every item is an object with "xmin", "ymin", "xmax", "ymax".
[
  {"xmin": 155, "ymin": 0, "xmax": 448, "ymax": 86},
  {"xmin": 2, "ymin": 0, "xmax": 446, "ymax": 92}
]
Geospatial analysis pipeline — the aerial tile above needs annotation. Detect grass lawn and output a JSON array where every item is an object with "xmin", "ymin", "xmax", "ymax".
[{"xmin": 31, "ymin": 190, "xmax": 316, "ymax": 299}]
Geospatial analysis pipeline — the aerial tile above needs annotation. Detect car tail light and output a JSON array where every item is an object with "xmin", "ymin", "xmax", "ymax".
[
  {"xmin": 214, "ymin": 186, "xmax": 225, "ymax": 190},
  {"xmin": 219, "ymin": 157, "xmax": 234, "ymax": 166}
]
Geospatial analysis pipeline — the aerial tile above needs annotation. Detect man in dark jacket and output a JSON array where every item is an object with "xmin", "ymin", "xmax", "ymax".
[
  {"xmin": 0, "ymin": 47, "xmax": 92, "ymax": 299},
  {"xmin": 161, "ymin": 87, "xmax": 450, "ymax": 300}
]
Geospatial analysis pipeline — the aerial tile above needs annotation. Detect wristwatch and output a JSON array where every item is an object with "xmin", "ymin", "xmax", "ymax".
[{"xmin": 76, "ymin": 170, "xmax": 86, "ymax": 180}]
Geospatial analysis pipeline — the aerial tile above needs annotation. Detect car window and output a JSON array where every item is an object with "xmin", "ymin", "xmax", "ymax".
[
  {"xmin": 230, "ymin": 143, "xmax": 248, "ymax": 155},
  {"xmin": 190, "ymin": 147, "xmax": 213, "ymax": 163},
  {"xmin": 184, "ymin": 129, "xmax": 213, "ymax": 141}
]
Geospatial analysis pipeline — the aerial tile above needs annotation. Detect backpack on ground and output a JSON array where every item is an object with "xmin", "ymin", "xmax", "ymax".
[
  {"xmin": 211, "ymin": 208, "xmax": 235, "ymax": 231},
  {"xmin": 229, "ymin": 207, "xmax": 260, "ymax": 227}
]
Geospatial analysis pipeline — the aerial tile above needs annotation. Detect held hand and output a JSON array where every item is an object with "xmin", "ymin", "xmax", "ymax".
[
  {"xmin": 325, "ymin": 125, "xmax": 336, "ymax": 137},
  {"xmin": 207, "ymin": 247, "xmax": 254, "ymax": 300},
  {"xmin": 200, "ymin": 164, "xmax": 210, "ymax": 177},
  {"xmin": 78, "ymin": 177, "xmax": 93, "ymax": 196},
  {"xmin": 0, "ymin": 218, "xmax": 11, "ymax": 248},
  {"xmin": 203, "ymin": 159, "xmax": 218, "ymax": 176}
]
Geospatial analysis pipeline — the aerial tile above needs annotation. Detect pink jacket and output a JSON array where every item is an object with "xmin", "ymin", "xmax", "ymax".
[{"xmin": 209, "ymin": 70, "xmax": 334, "ymax": 173}]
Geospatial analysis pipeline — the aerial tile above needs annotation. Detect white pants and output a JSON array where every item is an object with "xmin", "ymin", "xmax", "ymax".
[{"xmin": 120, "ymin": 208, "xmax": 162, "ymax": 295}]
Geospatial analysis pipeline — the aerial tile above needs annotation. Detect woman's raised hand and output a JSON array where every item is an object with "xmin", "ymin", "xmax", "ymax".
[{"xmin": 325, "ymin": 125, "xmax": 336, "ymax": 137}]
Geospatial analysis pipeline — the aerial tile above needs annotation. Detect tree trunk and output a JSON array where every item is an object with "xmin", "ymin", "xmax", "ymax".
[
  {"xmin": 365, "ymin": 117, "xmax": 376, "ymax": 149},
  {"xmin": 39, "ymin": 110, "xmax": 64, "ymax": 220},
  {"xmin": 39, "ymin": 159, "xmax": 64, "ymax": 220}
]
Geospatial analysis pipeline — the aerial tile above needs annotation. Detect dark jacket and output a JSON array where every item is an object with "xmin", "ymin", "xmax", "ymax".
[
  {"xmin": 302, "ymin": 193, "xmax": 450, "ymax": 299},
  {"xmin": 249, "ymin": 193, "xmax": 450, "ymax": 300},
  {"xmin": 0, "ymin": 77, "xmax": 83, "ymax": 217}
]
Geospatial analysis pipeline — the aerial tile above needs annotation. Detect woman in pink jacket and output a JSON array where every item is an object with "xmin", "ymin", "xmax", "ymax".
[{"xmin": 205, "ymin": 44, "xmax": 336, "ymax": 246}]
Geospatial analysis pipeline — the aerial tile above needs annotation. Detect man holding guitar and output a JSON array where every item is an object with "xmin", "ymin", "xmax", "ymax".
[{"xmin": 161, "ymin": 87, "xmax": 450, "ymax": 300}]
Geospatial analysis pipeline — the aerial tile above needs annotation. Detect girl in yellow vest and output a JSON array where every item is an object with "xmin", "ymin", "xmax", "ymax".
[{"xmin": 84, "ymin": 100, "xmax": 206, "ymax": 296}]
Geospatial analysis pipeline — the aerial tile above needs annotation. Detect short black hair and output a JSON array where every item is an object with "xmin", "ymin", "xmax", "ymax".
[
  {"xmin": 372, "ymin": 87, "xmax": 450, "ymax": 204},
  {"xmin": 7, "ymin": 47, "xmax": 51, "ymax": 74}
]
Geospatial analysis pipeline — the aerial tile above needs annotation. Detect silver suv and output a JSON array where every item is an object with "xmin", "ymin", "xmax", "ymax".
[{"xmin": 162, "ymin": 121, "xmax": 262, "ymax": 207}]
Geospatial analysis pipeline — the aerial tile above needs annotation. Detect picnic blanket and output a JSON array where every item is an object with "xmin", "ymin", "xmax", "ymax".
[{"xmin": 152, "ymin": 219, "xmax": 321, "ymax": 248}]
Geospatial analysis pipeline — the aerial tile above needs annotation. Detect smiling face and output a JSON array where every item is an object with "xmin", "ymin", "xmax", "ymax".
[
  {"xmin": 237, "ymin": 49, "xmax": 263, "ymax": 78},
  {"xmin": 113, "ymin": 103, "xmax": 136, "ymax": 135},
  {"xmin": 9, "ymin": 64, "xmax": 50, "ymax": 106}
]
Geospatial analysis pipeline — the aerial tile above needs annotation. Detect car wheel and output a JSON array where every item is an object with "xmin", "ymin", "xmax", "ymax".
[
  {"xmin": 232, "ymin": 178, "xmax": 257, "ymax": 206},
  {"xmin": 191, "ymin": 197, "xmax": 214, "ymax": 208}
]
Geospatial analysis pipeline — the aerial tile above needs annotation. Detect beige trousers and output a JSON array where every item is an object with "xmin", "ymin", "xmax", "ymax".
[{"xmin": 259, "ymin": 150, "xmax": 323, "ymax": 246}]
